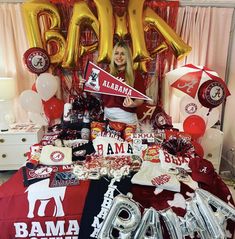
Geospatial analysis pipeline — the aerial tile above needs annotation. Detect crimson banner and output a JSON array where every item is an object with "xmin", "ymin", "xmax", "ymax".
[{"xmin": 83, "ymin": 61, "xmax": 152, "ymax": 101}]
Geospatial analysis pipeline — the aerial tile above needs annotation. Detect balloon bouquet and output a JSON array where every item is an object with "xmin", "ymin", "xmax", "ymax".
[
  {"xmin": 167, "ymin": 64, "xmax": 230, "ymax": 157},
  {"xmin": 19, "ymin": 47, "xmax": 64, "ymax": 126}
]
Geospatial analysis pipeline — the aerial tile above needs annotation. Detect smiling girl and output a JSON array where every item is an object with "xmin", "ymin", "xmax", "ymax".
[{"xmin": 102, "ymin": 41, "xmax": 146, "ymax": 125}]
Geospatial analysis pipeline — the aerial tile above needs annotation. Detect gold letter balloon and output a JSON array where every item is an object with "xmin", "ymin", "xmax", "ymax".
[
  {"xmin": 94, "ymin": 0, "xmax": 114, "ymax": 63},
  {"xmin": 22, "ymin": 0, "xmax": 65, "ymax": 64},
  {"xmin": 144, "ymin": 7, "xmax": 192, "ymax": 60},
  {"xmin": 62, "ymin": 1, "xmax": 99, "ymax": 68},
  {"xmin": 128, "ymin": 0, "xmax": 151, "ymax": 63},
  {"xmin": 22, "ymin": 0, "xmax": 191, "ymax": 69}
]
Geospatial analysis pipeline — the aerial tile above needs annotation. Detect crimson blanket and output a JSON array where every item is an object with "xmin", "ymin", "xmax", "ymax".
[{"xmin": 0, "ymin": 168, "xmax": 234, "ymax": 239}]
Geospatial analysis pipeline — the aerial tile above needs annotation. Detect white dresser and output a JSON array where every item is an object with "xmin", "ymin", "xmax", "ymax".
[{"xmin": 0, "ymin": 124, "xmax": 44, "ymax": 170}]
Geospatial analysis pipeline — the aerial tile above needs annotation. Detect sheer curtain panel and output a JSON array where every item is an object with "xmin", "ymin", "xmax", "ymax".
[
  {"xmin": 163, "ymin": 6, "xmax": 234, "ymax": 123},
  {"xmin": 0, "ymin": 3, "xmax": 34, "ymax": 122}
]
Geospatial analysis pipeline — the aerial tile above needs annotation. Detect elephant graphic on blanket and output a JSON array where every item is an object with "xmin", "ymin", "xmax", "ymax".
[{"xmin": 25, "ymin": 178, "xmax": 66, "ymax": 218}]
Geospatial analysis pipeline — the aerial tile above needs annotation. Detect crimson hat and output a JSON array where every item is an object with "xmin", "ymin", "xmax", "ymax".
[{"xmin": 189, "ymin": 157, "xmax": 215, "ymax": 185}]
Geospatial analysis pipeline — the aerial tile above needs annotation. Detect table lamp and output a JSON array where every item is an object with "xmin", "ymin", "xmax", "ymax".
[{"xmin": 0, "ymin": 77, "xmax": 16, "ymax": 131}]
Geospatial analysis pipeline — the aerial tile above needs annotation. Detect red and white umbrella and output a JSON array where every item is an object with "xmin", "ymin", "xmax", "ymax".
[{"xmin": 166, "ymin": 64, "xmax": 230, "ymax": 98}]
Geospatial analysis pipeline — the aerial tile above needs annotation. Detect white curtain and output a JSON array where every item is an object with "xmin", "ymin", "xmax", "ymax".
[
  {"xmin": 0, "ymin": 3, "xmax": 34, "ymax": 122},
  {"xmin": 163, "ymin": 6, "xmax": 234, "ymax": 123}
]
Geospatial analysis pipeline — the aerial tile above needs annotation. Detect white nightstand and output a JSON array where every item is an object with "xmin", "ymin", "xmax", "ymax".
[{"xmin": 0, "ymin": 124, "xmax": 44, "ymax": 170}]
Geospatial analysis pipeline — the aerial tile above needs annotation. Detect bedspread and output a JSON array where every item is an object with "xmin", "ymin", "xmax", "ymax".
[{"xmin": 0, "ymin": 167, "xmax": 234, "ymax": 239}]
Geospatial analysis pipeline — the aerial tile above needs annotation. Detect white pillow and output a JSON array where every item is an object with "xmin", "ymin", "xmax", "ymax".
[
  {"xmin": 40, "ymin": 145, "xmax": 72, "ymax": 165},
  {"xmin": 131, "ymin": 161, "xmax": 180, "ymax": 192}
]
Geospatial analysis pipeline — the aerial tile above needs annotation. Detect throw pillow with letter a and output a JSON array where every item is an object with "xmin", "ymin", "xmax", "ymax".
[{"xmin": 40, "ymin": 145, "xmax": 72, "ymax": 165}]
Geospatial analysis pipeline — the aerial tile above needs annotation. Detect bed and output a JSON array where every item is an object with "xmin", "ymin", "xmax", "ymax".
[{"xmin": 0, "ymin": 161, "xmax": 234, "ymax": 239}]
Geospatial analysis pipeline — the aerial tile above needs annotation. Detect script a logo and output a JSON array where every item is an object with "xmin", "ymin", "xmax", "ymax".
[
  {"xmin": 50, "ymin": 151, "xmax": 65, "ymax": 162},
  {"xmin": 199, "ymin": 166, "xmax": 208, "ymax": 173}
]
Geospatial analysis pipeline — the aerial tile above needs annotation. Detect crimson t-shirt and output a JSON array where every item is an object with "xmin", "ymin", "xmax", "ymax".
[{"xmin": 102, "ymin": 71, "xmax": 146, "ymax": 113}]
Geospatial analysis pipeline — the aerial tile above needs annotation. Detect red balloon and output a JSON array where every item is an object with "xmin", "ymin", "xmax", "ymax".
[
  {"xmin": 198, "ymin": 80, "xmax": 226, "ymax": 109},
  {"xmin": 177, "ymin": 132, "xmax": 192, "ymax": 141},
  {"xmin": 165, "ymin": 129, "xmax": 179, "ymax": 140},
  {"xmin": 183, "ymin": 115, "xmax": 206, "ymax": 139},
  {"xmin": 191, "ymin": 141, "xmax": 204, "ymax": 158},
  {"xmin": 43, "ymin": 97, "xmax": 64, "ymax": 120}
]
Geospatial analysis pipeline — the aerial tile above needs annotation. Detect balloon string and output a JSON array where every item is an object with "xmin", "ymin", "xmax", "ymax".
[{"xmin": 207, "ymin": 108, "xmax": 211, "ymax": 116}]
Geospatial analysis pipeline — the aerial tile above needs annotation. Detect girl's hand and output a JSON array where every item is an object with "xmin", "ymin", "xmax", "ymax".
[
  {"xmin": 123, "ymin": 96, "xmax": 136, "ymax": 108},
  {"xmin": 79, "ymin": 78, "xmax": 86, "ymax": 88},
  {"xmin": 123, "ymin": 96, "xmax": 144, "ymax": 108},
  {"xmin": 116, "ymin": 77, "xmax": 125, "ymax": 82}
]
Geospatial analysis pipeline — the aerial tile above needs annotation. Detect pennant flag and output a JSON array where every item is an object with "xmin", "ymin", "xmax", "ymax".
[{"xmin": 83, "ymin": 61, "xmax": 152, "ymax": 101}]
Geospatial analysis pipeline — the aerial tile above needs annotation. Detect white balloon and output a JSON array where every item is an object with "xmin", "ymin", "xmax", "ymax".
[
  {"xmin": 4, "ymin": 113, "xmax": 15, "ymax": 124},
  {"xmin": 197, "ymin": 107, "xmax": 220, "ymax": 129},
  {"xmin": 180, "ymin": 95, "xmax": 202, "ymax": 118},
  {"xmin": 200, "ymin": 128, "xmax": 223, "ymax": 153},
  {"xmin": 28, "ymin": 112, "xmax": 48, "ymax": 126},
  {"xmin": 19, "ymin": 90, "xmax": 43, "ymax": 113},
  {"xmin": 36, "ymin": 73, "xmax": 58, "ymax": 101}
]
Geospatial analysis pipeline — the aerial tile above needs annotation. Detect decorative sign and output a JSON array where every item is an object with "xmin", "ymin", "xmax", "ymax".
[{"xmin": 83, "ymin": 61, "xmax": 152, "ymax": 101}]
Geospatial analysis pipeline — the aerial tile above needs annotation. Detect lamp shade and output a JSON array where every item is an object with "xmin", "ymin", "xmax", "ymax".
[
  {"xmin": 0, "ymin": 100, "xmax": 15, "ymax": 130},
  {"xmin": 0, "ymin": 77, "xmax": 16, "ymax": 100}
]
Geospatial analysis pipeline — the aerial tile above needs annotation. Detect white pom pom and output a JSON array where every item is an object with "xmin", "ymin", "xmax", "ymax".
[{"xmin": 139, "ymin": 120, "xmax": 154, "ymax": 133}]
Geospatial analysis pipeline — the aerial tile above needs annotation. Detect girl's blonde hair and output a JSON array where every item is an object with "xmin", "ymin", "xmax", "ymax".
[{"xmin": 109, "ymin": 41, "xmax": 134, "ymax": 87}]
